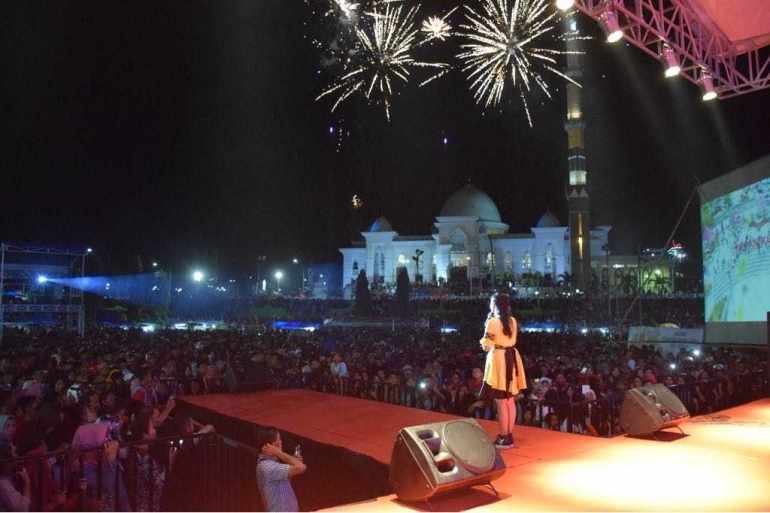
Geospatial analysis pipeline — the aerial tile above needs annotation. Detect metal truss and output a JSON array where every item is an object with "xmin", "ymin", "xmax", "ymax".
[
  {"xmin": 1, "ymin": 243, "xmax": 88, "ymax": 256},
  {"xmin": 1, "ymin": 304, "xmax": 83, "ymax": 313},
  {"xmin": 573, "ymin": 0, "xmax": 770, "ymax": 98},
  {"xmin": 1, "ymin": 242, "xmax": 86, "ymax": 338}
]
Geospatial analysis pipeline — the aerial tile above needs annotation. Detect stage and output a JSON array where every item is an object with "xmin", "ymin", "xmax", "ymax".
[{"xmin": 178, "ymin": 391, "xmax": 770, "ymax": 512}]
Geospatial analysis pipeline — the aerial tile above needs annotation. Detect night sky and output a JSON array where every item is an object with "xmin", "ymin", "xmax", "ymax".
[{"xmin": 2, "ymin": 0, "xmax": 769, "ymax": 275}]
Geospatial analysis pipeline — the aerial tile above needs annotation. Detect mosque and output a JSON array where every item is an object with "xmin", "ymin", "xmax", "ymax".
[
  {"xmin": 339, "ymin": 184, "xmax": 611, "ymax": 289},
  {"xmin": 340, "ymin": 18, "xmax": 612, "ymax": 293}
]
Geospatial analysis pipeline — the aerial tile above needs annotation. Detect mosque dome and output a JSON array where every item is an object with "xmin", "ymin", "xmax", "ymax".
[
  {"xmin": 536, "ymin": 211, "xmax": 561, "ymax": 228},
  {"xmin": 439, "ymin": 185, "xmax": 502, "ymax": 222},
  {"xmin": 368, "ymin": 217, "xmax": 394, "ymax": 232}
]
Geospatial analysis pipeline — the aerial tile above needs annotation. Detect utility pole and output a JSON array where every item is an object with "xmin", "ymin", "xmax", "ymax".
[{"xmin": 638, "ymin": 245, "xmax": 643, "ymax": 326}]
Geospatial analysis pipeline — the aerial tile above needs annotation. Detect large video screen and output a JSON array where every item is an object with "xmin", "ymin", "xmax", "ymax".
[{"xmin": 701, "ymin": 175, "xmax": 770, "ymax": 325}]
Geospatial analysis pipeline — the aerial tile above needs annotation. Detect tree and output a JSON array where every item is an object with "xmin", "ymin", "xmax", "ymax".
[
  {"xmin": 653, "ymin": 273, "xmax": 669, "ymax": 294},
  {"xmin": 557, "ymin": 272, "xmax": 577, "ymax": 292},
  {"xmin": 619, "ymin": 273, "xmax": 637, "ymax": 296},
  {"xmin": 496, "ymin": 272, "xmax": 515, "ymax": 294},
  {"xmin": 354, "ymin": 270, "xmax": 371, "ymax": 316},
  {"xmin": 396, "ymin": 267, "xmax": 411, "ymax": 316}
]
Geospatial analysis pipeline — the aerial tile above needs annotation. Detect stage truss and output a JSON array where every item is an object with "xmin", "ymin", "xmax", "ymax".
[
  {"xmin": 572, "ymin": 0, "xmax": 770, "ymax": 98},
  {"xmin": 0, "ymin": 243, "xmax": 88, "ymax": 339}
]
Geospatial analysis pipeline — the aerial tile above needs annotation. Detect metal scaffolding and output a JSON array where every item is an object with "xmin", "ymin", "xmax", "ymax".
[
  {"xmin": 0, "ymin": 243, "xmax": 87, "ymax": 339},
  {"xmin": 572, "ymin": 0, "xmax": 770, "ymax": 98}
]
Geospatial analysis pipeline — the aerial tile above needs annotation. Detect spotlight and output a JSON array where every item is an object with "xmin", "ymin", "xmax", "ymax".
[
  {"xmin": 86, "ymin": 247, "xmax": 93, "ymax": 254},
  {"xmin": 698, "ymin": 70, "xmax": 717, "ymax": 101},
  {"xmin": 598, "ymin": 5, "xmax": 623, "ymax": 43},
  {"xmin": 192, "ymin": 271, "xmax": 204, "ymax": 282},
  {"xmin": 693, "ymin": 349, "xmax": 701, "ymax": 357},
  {"xmin": 669, "ymin": 363, "xmax": 676, "ymax": 370},
  {"xmin": 37, "ymin": 276, "xmax": 48, "ymax": 284},
  {"xmin": 661, "ymin": 45, "xmax": 681, "ymax": 77},
  {"xmin": 556, "ymin": 0, "xmax": 574, "ymax": 10}
]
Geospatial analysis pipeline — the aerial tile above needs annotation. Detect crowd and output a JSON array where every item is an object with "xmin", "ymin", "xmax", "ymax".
[
  {"xmin": 230, "ymin": 295, "xmax": 705, "ymax": 331},
  {"xmin": 0, "ymin": 314, "xmax": 765, "ymax": 510}
]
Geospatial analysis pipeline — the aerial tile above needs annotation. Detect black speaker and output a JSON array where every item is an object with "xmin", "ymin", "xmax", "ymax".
[
  {"xmin": 389, "ymin": 418, "xmax": 506, "ymax": 502},
  {"xmin": 236, "ymin": 361, "xmax": 277, "ymax": 392},
  {"xmin": 620, "ymin": 384, "xmax": 690, "ymax": 436}
]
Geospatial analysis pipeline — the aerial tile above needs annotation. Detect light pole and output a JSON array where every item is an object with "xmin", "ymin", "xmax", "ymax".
[
  {"xmin": 442, "ymin": 135, "xmax": 448, "ymax": 176},
  {"xmin": 256, "ymin": 255, "xmax": 267, "ymax": 295},
  {"xmin": 412, "ymin": 250, "xmax": 424, "ymax": 284},
  {"xmin": 293, "ymin": 258, "xmax": 306, "ymax": 292},
  {"xmin": 275, "ymin": 271, "xmax": 283, "ymax": 292},
  {"xmin": 602, "ymin": 243, "xmax": 611, "ymax": 325}
]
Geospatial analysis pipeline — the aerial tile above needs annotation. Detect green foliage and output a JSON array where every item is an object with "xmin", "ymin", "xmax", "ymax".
[
  {"xmin": 395, "ymin": 267, "xmax": 411, "ymax": 315},
  {"xmin": 618, "ymin": 272, "xmax": 637, "ymax": 295},
  {"xmin": 495, "ymin": 272, "xmax": 515, "ymax": 294},
  {"xmin": 354, "ymin": 270, "xmax": 372, "ymax": 315}
]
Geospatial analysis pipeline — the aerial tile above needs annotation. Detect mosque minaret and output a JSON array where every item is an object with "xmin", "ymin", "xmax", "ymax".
[{"xmin": 563, "ymin": 16, "xmax": 593, "ymax": 289}]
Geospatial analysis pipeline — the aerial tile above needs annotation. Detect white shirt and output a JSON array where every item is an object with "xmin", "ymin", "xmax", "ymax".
[{"xmin": 330, "ymin": 361, "xmax": 348, "ymax": 378}]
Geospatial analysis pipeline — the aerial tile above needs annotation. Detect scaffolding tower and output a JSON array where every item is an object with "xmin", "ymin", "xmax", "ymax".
[{"xmin": 0, "ymin": 243, "xmax": 88, "ymax": 340}]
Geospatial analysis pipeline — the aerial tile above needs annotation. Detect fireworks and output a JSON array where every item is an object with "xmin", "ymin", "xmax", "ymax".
[
  {"xmin": 334, "ymin": 0, "xmax": 360, "ymax": 20},
  {"xmin": 316, "ymin": 3, "xmax": 450, "ymax": 120},
  {"xmin": 456, "ymin": 0, "xmax": 579, "ymax": 125},
  {"xmin": 421, "ymin": 7, "xmax": 459, "ymax": 42}
]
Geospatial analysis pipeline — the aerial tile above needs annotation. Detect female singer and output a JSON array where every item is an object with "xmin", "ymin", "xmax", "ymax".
[{"xmin": 480, "ymin": 293, "xmax": 527, "ymax": 449}]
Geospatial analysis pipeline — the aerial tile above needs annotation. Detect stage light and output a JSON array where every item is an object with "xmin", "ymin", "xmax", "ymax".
[
  {"xmin": 598, "ymin": 5, "xmax": 623, "ymax": 43},
  {"xmin": 152, "ymin": 262, "xmax": 158, "ymax": 267},
  {"xmin": 661, "ymin": 45, "xmax": 681, "ymax": 77},
  {"xmin": 556, "ymin": 0, "xmax": 574, "ymax": 10},
  {"xmin": 37, "ymin": 276, "xmax": 48, "ymax": 284},
  {"xmin": 86, "ymin": 248, "xmax": 93, "ymax": 254},
  {"xmin": 293, "ymin": 258, "xmax": 298, "ymax": 264},
  {"xmin": 192, "ymin": 271, "xmax": 204, "ymax": 282},
  {"xmin": 693, "ymin": 349, "xmax": 701, "ymax": 357},
  {"xmin": 699, "ymin": 70, "xmax": 717, "ymax": 101},
  {"xmin": 669, "ymin": 363, "xmax": 677, "ymax": 370}
]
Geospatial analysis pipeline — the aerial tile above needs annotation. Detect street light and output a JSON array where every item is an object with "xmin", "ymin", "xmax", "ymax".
[
  {"xmin": 193, "ymin": 270, "xmax": 204, "ymax": 282},
  {"xmin": 275, "ymin": 271, "xmax": 283, "ymax": 292},
  {"xmin": 292, "ymin": 259, "xmax": 306, "ymax": 292}
]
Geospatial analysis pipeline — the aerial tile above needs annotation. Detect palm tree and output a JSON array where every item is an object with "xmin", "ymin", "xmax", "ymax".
[
  {"xmin": 619, "ymin": 273, "xmax": 637, "ymax": 297},
  {"xmin": 653, "ymin": 274, "xmax": 669, "ymax": 295}
]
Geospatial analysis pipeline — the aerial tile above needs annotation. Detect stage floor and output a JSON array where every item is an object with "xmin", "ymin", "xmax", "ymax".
[
  {"xmin": 326, "ymin": 399, "xmax": 770, "ymax": 512},
  {"xmin": 180, "ymin": 391, "xmax": 770, "ymax": 512}
]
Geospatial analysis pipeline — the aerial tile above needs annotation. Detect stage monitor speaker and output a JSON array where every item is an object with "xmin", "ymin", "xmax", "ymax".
[
  {"xmin": 620, "ymin": 384, "xmax": 690, "ymax": 436},
  {"xmin": 389, "ymin": 418, "xmax": 506, "ymax": 502},
  {"xmin": 236, "ymin": 362, "xmax": 277, "ymax": 392}
]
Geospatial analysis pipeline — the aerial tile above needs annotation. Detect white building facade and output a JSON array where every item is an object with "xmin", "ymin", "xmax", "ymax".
[{"xmin": 340, "ymin": 185, "xmax": 611, "ymax": 290}]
